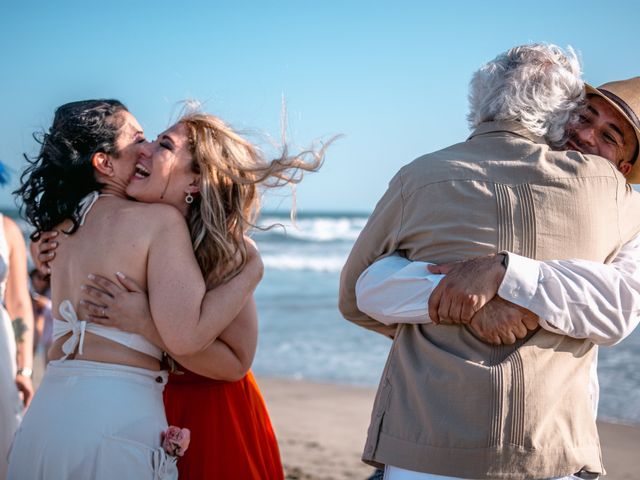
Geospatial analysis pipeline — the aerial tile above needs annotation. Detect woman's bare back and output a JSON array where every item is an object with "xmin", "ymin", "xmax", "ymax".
[{"xmin": 48, "ymin": 195, "xmax": 167, "ymax": 369}]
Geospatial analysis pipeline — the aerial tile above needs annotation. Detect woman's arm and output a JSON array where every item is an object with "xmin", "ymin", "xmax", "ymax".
[
  {"xmin": 4, "ymin": 217, "xmax": 35, "ymax": 407},
  {"xmin": 144, "ymin": 206, "xmax": 262, "ymax": 356},
  {"xmin": 42, "ymin": 205, "xmax": 261, "ymax": 362},
  {"xmin": 175, "ymin": 299, "xmax": 257, "ymax": 380},
  {"xmin": 81, "ymin": 272, "xmax": 258, "ymax": 381}
]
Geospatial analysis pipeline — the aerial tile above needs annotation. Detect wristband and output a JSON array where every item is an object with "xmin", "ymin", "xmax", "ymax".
[{"xmin": 17, "ymin": 367, "xmax": 33, "ymax": 378}]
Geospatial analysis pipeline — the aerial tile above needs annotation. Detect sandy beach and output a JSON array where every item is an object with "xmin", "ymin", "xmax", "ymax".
[
  {"xmin": 31, "ymin": 354, "xmax": 639, "ymax": 479},
  {"xmin": 258, "ymin": 377, "xmax": 640, "ymax": 480}
]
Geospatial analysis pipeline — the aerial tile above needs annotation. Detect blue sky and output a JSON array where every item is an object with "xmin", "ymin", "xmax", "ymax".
[{"xmin": 1, "ymin": 1, "xmax": 638, "ymax": 212}]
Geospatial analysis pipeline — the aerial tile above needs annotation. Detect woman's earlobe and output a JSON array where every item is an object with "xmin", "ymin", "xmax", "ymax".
[{"xmin": 187, "ymin": 177, "xmax": 200, "ymax": 193}]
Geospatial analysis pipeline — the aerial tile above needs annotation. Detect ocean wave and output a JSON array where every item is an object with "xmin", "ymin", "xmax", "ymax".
[
  {"xmin": 262, "ymin": 253, "xmax": 346, "ymax": 272},
  {"xmin": 256, "ymin": 216, "xmax": 367, "ymax": 243}
]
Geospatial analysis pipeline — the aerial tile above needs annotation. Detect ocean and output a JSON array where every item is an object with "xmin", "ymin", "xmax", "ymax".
[
  {"xmin": 250, "ymin": 212, "xmax": 640, "ymax": 426},
  {"xmin": 7, "ymin": 208, "xmax": 639, "ymax": 426}
]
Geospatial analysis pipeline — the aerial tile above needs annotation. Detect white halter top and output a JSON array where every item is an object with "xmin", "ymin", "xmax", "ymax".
[{"xmin": 52, "ymin": 192, "xmax": 163, "ymax": 361}]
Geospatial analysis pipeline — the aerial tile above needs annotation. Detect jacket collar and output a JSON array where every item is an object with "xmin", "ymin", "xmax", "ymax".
[{"xmin": 467, "ymin": 120, "xmax": 547, "ymax": 145}]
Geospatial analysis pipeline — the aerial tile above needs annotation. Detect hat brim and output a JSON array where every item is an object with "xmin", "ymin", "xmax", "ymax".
[{"xmin": 585, "ymin": 84, "xmax": 640, "ymax": 183}]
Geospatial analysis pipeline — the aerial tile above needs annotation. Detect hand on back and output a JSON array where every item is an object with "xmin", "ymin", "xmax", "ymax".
[
  {"xmin": 466, "ymin": 296, "xmax": 539, "ymax": 345},
  {"xmin": 427, "ymin": 254, "xmax": 507, "ymax": 325},
  {"xmin": 427, "ymin": 254, "xmax": 538, "ymax": 345}
]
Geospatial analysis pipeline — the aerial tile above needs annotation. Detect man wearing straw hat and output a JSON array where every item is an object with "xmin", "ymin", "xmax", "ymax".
[{"xmin": 340, "ymin": 44, "xmax": 640, "ymax": 480}]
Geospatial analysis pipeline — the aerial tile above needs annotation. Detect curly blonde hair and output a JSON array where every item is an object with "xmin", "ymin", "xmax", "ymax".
[{"xmin": 180, "ymin": 113, "xmax": 330, "ymax": 287}]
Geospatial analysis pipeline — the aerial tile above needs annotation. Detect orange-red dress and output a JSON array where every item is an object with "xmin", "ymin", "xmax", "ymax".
[{"xmin": 164, "ymin": 368, "xmax": 284, "ymax": 479}]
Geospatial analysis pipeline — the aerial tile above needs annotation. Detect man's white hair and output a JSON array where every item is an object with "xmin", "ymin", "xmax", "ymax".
[{"xmin": 467, "ymin": 43, "xmax": 584, "ymax": 146}]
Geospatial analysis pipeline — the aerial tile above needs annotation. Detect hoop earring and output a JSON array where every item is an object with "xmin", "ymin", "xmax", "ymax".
[{"xmin": 185, "ymin": 192, "xmax": 194, "ymax": 204}]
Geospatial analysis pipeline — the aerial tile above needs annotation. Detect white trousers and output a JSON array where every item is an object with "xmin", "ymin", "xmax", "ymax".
[
  {"xmin": 7, "ymin": 359, "xmax": 177, "ymax": 480},
  {"xmin": 384, "ymin": 465, "xmax": 589, "ymax": 480},
  {"xmin": 0, "ymin": 310, "xmax": 21, "ymax": 480}
]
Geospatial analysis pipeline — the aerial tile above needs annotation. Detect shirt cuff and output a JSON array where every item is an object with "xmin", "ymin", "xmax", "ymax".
[{"xmin": 497, "ymin": 251, "xmax": 540, "ymax": 310}]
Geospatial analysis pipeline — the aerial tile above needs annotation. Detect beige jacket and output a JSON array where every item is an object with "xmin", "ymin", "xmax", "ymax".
[{"xmin": 339, "ymin": 121, "xmax": 640, "ymax": 479}]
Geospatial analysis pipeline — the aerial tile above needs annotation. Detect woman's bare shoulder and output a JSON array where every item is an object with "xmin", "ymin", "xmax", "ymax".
[{"xmin": 120, "ymin": 202, "xmax": 187, "ymax": 231}]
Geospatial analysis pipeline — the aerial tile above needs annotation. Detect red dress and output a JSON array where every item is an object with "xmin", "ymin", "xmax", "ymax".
[{"xmin": 164, "ymin": 368, "xmax": 284, "ymax": 479}]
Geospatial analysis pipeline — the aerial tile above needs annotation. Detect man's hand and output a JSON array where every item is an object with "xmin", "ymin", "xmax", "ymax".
[
  {"xmin": 428, "ymin": 254, "xmax": 507, "ymax": 325},
  {"xmin": 467, "ymin": 296, "xmax": 539, "ymax": 345}
]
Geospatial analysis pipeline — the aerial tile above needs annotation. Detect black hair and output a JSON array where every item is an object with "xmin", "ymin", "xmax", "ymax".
[{"xmin": 15, "ymin": 99, "xmax": 127, "ymax": 240}]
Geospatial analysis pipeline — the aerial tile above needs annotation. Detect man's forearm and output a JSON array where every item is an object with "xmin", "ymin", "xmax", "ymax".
[
  {"xmin": 356, "ymin": 237, "xmax": 640, "ymax": 346},
  {"xmin": 355, "ymin": 254, "xmax": 442, "ymax": 325},
  {"xmin": 499, "ymin": 244, "xmax": 640, "ymax": 346}
]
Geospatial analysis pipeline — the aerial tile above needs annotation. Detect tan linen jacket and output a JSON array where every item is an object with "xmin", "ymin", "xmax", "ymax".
[{"xmin": 339, "ymin": 121, "xmax": 640, "ymax": 479}]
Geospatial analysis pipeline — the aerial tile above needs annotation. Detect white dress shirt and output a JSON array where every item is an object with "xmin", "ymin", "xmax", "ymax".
[{"xmin": 357, "ymin": 233, "xmax": 640, "ymax": 480}]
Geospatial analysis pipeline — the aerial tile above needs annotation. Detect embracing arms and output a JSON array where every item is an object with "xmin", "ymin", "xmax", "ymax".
[
  {"xmin": 356, "ymin": 253, "xmax": 538, "ymax": 344},
  {"xmin": 144, "ymin": 207, "xmax": 262, "ymax": 356},
  {"xmin": 37, "ymin": 214, "xmax": 260, "ymax": 379},
  {"xmin": 80, "ymin": 273, "xmax": 257, "ymax": 381},
  {"xmin": 357, "ymin": 232, "xmax": 640, "ymax": 346},
  {"xmin": 36, "ymin": 206, "xmax": 260, "ymax": 358}
]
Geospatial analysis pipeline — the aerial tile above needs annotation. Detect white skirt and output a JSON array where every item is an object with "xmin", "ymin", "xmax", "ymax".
[
  {"xmin": 0, "ymin": 309, "xmax": 21, "ymax": 480},
  {"xmin": 7, "ymin": 359, "xmax": 177, "ymax": 480}
]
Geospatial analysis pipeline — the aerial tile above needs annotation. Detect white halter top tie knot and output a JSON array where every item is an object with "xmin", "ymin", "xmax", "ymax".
[
  {"xmin": 54, "ymin": 300, "xmax": 87, "ymax": 359},
  {"xmin": 52, "ymin": 301, "xmax": 162, "ymax": 360}
]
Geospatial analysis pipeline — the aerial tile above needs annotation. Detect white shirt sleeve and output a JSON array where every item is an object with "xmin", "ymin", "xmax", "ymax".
[
  {"xmin": 355, "ymin": 234, "xmax": 640, "ymax": 345},
  {"xmin": 498, "ymin": 233, "xmax": 640, "ymax": 346},
  {"xmin": 355, "ymin": 254, "xmax": 443, "ymax": 325}
]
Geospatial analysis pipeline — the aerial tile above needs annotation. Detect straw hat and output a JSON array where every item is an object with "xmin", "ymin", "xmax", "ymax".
[{"xmin": 585, "ymin": 77, "xmax": 640, "ymax": 183}]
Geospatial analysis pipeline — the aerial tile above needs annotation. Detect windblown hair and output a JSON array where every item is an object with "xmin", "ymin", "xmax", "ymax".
[
  {"xmin": 180, "ymin": 113, "xmax": 330, "ymax": 287},
  {"xmin": 16, "ymin": 99, "xmax": 127, "ymax": 240},
  {"xmin": 467, "ymin": 43, "xmax": 584, "ymax": 146}
]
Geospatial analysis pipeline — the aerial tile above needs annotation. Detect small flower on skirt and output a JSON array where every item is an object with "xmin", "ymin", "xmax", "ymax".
[{"xmin": 161, "ymin": 426, "xmax": 191, "ymax": 457}]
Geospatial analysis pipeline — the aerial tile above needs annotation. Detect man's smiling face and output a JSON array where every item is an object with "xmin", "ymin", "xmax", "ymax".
[{"xmin": 564, "ymin": 95, "xmax": 638, "ymax": 176}]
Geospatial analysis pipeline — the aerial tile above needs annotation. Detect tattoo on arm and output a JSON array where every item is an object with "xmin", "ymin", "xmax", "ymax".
[{"xmin": 12, "ymin": 317, "xmax": 27, "ymax": 344}]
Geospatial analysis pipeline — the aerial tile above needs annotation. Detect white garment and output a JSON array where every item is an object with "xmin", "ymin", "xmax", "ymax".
[
  {"xmin": 384, "ymin": 466, "xmax": 471, "ymax": 479},
  {"xmin": 0, "ymin": 215, "xmax": 22, "ymax": 480},
  {"xmin": 52, "ymin": 300, "xmax": 162, "ymax": 360},
  {"xmin": 498, "ymin": 233, "xmax": 640, "ymax": 346},
  {"xmin": 356, "ymin": 238, "xmax": 640, "ymax": 480},
  {"xmin": 384, "ymin": 465, "xmax": 585, "ymax": 480},
  {"xmin": 7, "ymin": 360, "xmax": 177, "ymax": 480}
]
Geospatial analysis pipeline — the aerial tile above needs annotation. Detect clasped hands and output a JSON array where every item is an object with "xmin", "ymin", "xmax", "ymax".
[{"xmin": 428, "ymin": 254, "xmax": 539, "ymax": 345}]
